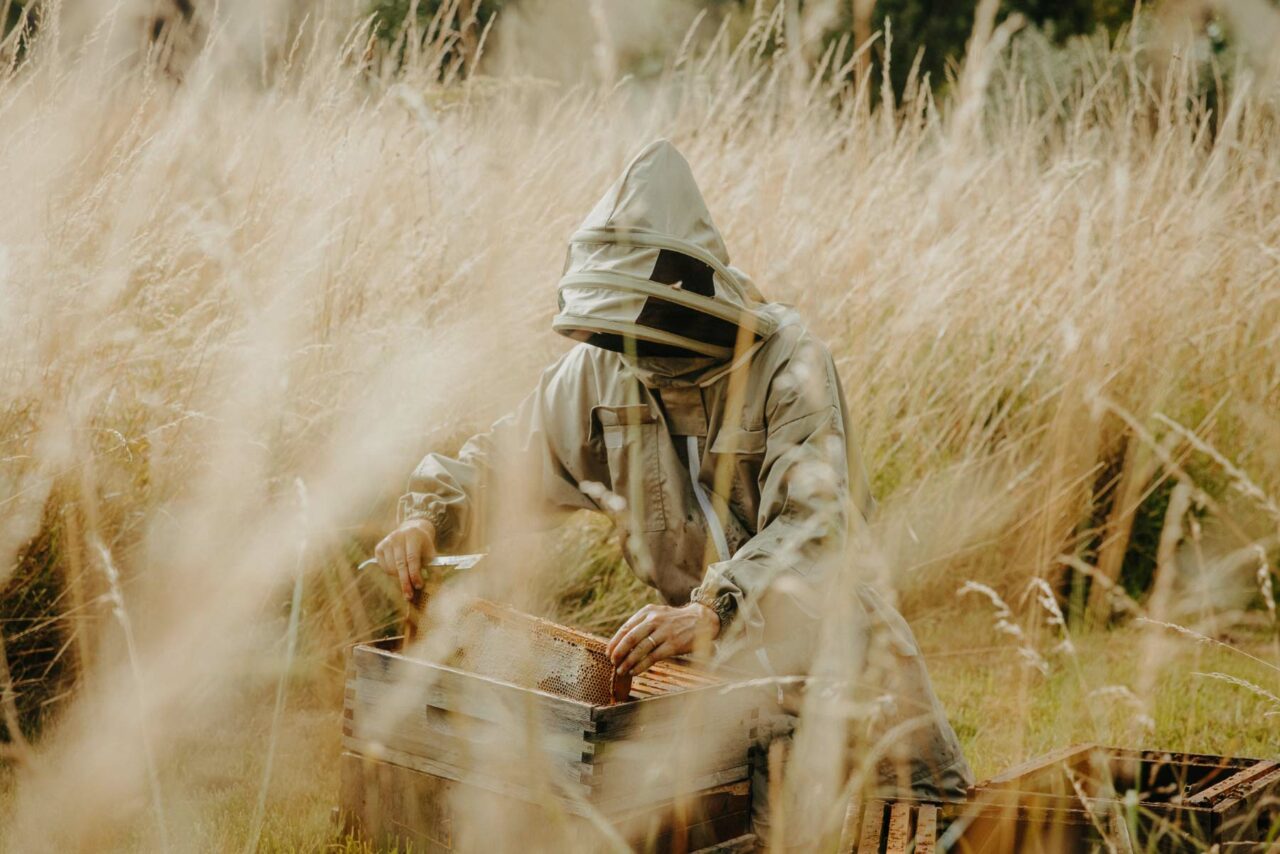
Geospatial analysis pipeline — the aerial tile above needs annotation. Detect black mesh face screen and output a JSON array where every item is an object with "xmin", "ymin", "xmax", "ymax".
[
  {"xmin": 562, "ymin": 248, "xmax": 762, "ymax": 355},
  {"xmin": 637, "ymin": 249, "xmax": 753, "ymax": 348},
  {"xmin": 634, "ymin": 299, "xmax": 742, "ymax": 349},
  {"xmin": 649, "ymin": 249, "xmax": 715, "ymax": 296},
  {"xmin": 581, "ymin": 332, "xmax": 704, "ymax": 357}
]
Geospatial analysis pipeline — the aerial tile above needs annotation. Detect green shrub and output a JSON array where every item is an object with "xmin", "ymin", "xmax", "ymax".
[
  {"xmin": 1, "ymin": 499, "xmax": 74, "ymax": 745},
  {"xmin": 367, "ymin": 0, "xmax": 504, "ymax": 75}
]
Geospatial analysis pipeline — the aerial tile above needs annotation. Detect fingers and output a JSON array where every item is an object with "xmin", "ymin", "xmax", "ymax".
[
  {"xmin": 373, "ymin": 522, "xmax": 437, "ymax": 603},
  {"xmin": 607, "ymin": 604, "xmax": 655, "ymax": 660},
  {"xmin": 404, "ymin": 532, "xmax": 424, "ymax": 591},
  {"xmin": 610, "ymin": 611, "xmax": 661, "ymax": 670},
  {"xmin": 618, "ymin": 622, "xmax": 671, "ymax": 675},
  {"xmin": 607, "ymin": 607, "xmax": 650, "ymax": 657},
  {"xmin": 389, "ymin": 538, "xmax": 412, "ymax": 600}
]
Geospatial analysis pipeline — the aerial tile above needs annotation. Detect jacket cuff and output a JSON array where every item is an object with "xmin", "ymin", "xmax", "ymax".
[
  {"xmin": 396, "ymin": 494, "xmax": 454, "ymax": 548},
  {"xmin": 692, "ymin": 585, "xmax": 739, "ymax": 634},
  {"xmin": 692, "ymin": 561, "xmax": 773, "ymax": 671}
]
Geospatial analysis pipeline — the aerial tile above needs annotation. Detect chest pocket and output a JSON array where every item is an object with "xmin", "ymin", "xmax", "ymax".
[
  {"xmin": 709, "ymin": 426, "xmax": 767, "ymax": 528},
  {"xmin": 591, "ymin": 404, "xmax": 667, "ymax": 533}
]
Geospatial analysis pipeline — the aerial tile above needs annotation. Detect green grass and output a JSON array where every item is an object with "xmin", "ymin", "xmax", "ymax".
[{"xmin": 920, "ymin": 613, "xmax": 1280, "ymax": 781}]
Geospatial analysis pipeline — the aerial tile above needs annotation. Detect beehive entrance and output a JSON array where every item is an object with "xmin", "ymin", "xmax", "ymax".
[{"xmin": 442, "ymin": 600, "xmax": 720, "ymax": 706}]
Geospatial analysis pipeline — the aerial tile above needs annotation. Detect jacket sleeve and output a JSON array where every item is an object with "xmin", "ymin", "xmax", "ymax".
[
  {"xmin": 691, "ymin": 337, "xmax": 874, "ymax": 673},
  {"xmin": 397, "ymin": 352, "xmax": 599, "ymax": 551}
]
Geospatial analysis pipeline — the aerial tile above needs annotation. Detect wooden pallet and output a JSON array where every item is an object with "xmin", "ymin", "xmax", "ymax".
[
  {"xmin": 944, "ymin": 744, "xmax": 1280, "ymax": 853},
  {"xmin": 850, "ymin": 800, "xmax": 939, "ymax": 853}
]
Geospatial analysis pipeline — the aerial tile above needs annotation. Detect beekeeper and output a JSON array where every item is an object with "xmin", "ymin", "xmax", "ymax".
[{"xmin": 375, "ymin": 140, "xmax": 972, "ymax": 802}]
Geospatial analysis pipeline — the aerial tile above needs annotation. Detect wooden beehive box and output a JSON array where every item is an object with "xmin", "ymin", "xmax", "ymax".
[
  {"xmin": 339, "ymin": 753, "xmax": 754, "ymax": 852},
  {"xmin": 943, "ymin": 744, "xmax": 1280, "ymax": 852},
  {"xmin": 340, "ymin": 600, "xmax": 763, "ymax": 851}
]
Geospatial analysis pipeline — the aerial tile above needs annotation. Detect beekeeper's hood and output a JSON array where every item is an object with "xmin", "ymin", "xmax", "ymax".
[{"xmin": 553, "ymin": 140, "xmax": 778, "ymax": 360}]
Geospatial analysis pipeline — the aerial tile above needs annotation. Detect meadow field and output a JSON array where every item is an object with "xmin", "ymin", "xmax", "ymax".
[{"xmin": 0, "ymin": 0, "xmax": 1278, "ymax": 850}]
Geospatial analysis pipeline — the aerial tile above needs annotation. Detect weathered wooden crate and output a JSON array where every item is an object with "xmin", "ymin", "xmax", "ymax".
[
  {"xmin": 941, "ymin": 744, "xmax": 1280, "ymax": 853},
  {"xmin": 340, "ymin": 601, "xmax": 764, "ymax": 850},
  {"xmin": 339, "ymin": 751, "xmax": 753, "ymax": 852}
]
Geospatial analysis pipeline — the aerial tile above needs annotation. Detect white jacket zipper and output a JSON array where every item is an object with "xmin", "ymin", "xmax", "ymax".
[{"xmin": 686, "ymin": 435, "xmax": 729, "ymax": 563}]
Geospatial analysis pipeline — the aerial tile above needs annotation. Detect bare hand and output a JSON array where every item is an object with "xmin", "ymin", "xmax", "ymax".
[
  {"xmin": 374, "ymin": 519, "xmax": 437, "ymax": 601},
  {"xmin": 606, "ymin": 602, "xmax": 720, "ymax": 677}
]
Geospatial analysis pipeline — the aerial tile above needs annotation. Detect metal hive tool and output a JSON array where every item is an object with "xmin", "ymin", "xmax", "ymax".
[{"xmin": 445, "ymin": 600, "xmax": 720, "ymax": 705}]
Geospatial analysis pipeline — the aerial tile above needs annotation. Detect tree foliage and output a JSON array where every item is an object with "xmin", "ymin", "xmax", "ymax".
[
  {"xmin": 852, "ymin": 0, "xmax": 1137, "ymax": 95},
  {"xmin": 368, "ymin": 0, "xmax": 502, "ymax": 75},
  {"xmin": 365, "ymin": 0, "xmax": 1143, "ymax": 92}
]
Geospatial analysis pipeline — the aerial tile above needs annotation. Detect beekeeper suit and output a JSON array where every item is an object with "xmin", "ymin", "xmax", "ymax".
[{"xmin": 383, "ymin": 140, "xmax": 972, "ymax": 807}]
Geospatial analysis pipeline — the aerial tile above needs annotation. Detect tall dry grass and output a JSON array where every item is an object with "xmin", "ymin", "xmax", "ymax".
[{"xmin": 0, "ymin": 0, "xmax": 1278, "ymax": 849}]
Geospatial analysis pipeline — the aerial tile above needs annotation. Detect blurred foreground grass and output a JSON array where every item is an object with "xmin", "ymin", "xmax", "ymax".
[{"xmin": 4, "ymin": 613, "xmax": 1271, "ymax": 852}]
